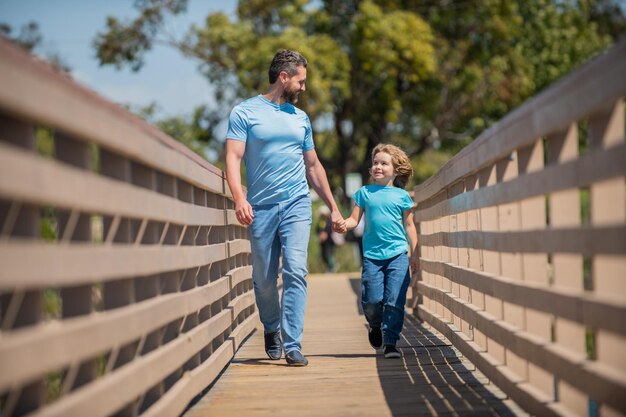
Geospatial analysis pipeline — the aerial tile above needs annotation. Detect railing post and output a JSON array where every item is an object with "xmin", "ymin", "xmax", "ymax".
[
  {"xmin": 0, "ymin": 115, "xmax": 44, "ymax": 416},
  {"xmin": 101, "ymin": 150, "xmax": 139, "ymax": 417},
  {"xmin": 588, "ymin": 99, "xmax": 626, "ymax": 417}
]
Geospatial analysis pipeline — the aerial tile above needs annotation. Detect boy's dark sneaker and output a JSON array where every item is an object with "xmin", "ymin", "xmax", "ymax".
[
  {"xmin": 285, "ymin": 350, "xmax": 309, "ymax": 366},
  {"xmin": 368, "ymin": 326, "xmax": 383, "ymax": 349},
  {"xmin": 264, "ymin": 331, "xmax": 282, "ymax": 360},
  {"xmin": 384, "ymin": 345, "xmax": 401, "ymax": 359}
]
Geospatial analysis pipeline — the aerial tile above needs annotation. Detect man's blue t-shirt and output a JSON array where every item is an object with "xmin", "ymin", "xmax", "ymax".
[
  {"xmin": 353, "ymin": 184, "xmax": 414, "ymax": 260},
  {"xmin": 225, "ymin": 95, "xmax": 314, "ymax": 205}
]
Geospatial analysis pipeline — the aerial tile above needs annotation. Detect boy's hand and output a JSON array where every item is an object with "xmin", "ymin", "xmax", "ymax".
[
  {"xmin": 410, "ymin": 252, "xmax": 420, "ymax": 273},
  {"xmin": 331, "ymin": 210, "xmax": 346, "ymax": 233},
  {"xmin": 336, "ymin": 217, "xmax": 350, "ymax": 234}
]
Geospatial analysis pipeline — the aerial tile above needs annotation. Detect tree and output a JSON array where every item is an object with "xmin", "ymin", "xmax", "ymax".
[
  {"xmin": 0, "ymin": 21, "xmax": 71, "ymax": 72},
  {"xmin": 94, "ymin": 0, "xmax": 436, "ymax": 200},
  {"xmin": 402, "ymin": 0, "xmax": 615, "ymax": 149},
  {"xmin": 127, "ymin": 101, "xmax": 224, "ymax": 165},
  {"xmin": 0, "ymin": 21, "xmax": 42, "ymax": 50},
  {"xmin": 94, "ymin": 0, "xmax": 625, "ymax": 196},
  {"xmin": 585, "ymin": 0, "xmax": 626, "ymax": 39}
]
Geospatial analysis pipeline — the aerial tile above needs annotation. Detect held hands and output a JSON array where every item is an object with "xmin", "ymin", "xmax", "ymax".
[
  {"xmin": 330, "ymin": 210, "xmax": 347, "ymax": 233},
  {"xmin": 234, "ymin": 198, "xmax": 254, "ymax": 226}
]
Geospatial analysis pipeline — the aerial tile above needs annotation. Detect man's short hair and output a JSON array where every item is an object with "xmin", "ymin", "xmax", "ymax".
[{"xmin": 268, "ymin": 50, "xmax": 308, "ymax": 84}]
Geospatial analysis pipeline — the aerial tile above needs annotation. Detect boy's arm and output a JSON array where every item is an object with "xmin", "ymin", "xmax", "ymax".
[
  {"xmin": 344, "ymin": 204, "xmax": 363, "ymax": 232},
  {"xmin": 404, "ymin": 209, "xmax": 420, "ymax": 271}
]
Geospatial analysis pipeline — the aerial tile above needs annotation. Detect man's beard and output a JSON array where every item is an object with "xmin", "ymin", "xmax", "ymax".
[{"xmin": 282, "ymin": 88, "xmax": 299, "ymax": 104}]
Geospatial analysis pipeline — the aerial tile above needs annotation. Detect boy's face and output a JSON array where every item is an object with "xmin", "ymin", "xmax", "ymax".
[{"xmin": 370, "ymin": 151, "xmax": 396, "ymax": 184}]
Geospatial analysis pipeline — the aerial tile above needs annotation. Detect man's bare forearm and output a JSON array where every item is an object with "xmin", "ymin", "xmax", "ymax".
[
  {"xmin": 225, "ymin": 140, "xmax": 254, "ymax": 225},
  {"xmin": 225, "ymin": 147, "xmax": 246, "ymax": 204},
  {"xmin": 307, "ymin": 163, "xmax": 339, "ymax": 212}
]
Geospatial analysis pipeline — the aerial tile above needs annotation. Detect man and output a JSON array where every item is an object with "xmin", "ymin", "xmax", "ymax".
[{"xmin": 225, "ymin": 50, "xmax": 345, "ymax": 366}]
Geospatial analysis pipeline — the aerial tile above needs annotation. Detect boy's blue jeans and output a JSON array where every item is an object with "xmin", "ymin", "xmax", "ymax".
[
  {"xmin": 361, "ymin": 252, "xmax": 410, "ymax": 346},
  {"xmin": 248, "ymin": 194, "xmax": 311, "ymax": 354}
]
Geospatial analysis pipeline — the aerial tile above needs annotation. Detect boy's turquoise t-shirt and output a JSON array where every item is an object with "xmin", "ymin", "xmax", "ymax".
[
  {"xmin": 353, "ymin": 184, "xmax": 414, "ymax": 260},
  {"xmin": 225, "ymin": 95, "xmax": 315, "ymax": 205}
]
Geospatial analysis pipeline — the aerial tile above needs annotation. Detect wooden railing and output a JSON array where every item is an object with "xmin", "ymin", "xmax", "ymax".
[
  {"xmin": 411, "ymin": 39, "xmax": 626, "ymax": 417},
  {"xmin": 0, "ymin": 39, "xmax": 256, "ymax": 417}
]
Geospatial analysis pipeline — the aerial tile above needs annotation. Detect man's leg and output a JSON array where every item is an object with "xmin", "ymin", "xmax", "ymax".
[
  {"xmin": 249, "ymin": 204, "xmax": 282, "ymax": 333},
  {"xmin": 278, "ymin": 195, "xmax": 311, "ymax": 357}
]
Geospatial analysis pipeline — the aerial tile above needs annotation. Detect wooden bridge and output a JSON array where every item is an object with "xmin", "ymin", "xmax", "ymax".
[
  {"xmin": 0, "ymin": 37, "xmax": 625, "ymax": 417},
  {"xmin": 183, "ymin": 273, "xmax": 526, "ymax": 417}
]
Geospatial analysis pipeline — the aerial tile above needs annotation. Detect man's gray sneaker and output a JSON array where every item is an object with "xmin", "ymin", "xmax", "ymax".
[
  {"xmin": 285, "ymin": 350, "xmax": 309, "ymax": 366},
  {"xmin": 264, "ymin": 331, "xmax": 282, "ymax": 360}
]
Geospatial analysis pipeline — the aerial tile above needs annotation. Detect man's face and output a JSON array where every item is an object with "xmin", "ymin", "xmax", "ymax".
[{"xmin": 281, "ymin": 66, "xmax": 307, "ymax": 104}]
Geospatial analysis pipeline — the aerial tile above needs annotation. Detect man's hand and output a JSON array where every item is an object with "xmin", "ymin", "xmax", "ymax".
[
  {"xmin": 331, "ymin": 210, "xmax": 346, "ymax": 233},
  {"xmin": 235, "ymin": 198, "xmax": 254, "ymax": 226}
]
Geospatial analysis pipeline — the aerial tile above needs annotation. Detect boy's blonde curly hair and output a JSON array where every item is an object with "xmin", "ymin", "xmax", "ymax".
[{"xmin": 371, "ymin": 143, "xmax": 413, "ymax": 189}]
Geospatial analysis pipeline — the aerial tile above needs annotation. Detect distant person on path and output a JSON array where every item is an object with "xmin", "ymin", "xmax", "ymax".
[
  {"xmin": 316, "ymin": 206, "xmax": 336, "ymax": 272},
  {"xmin": 351, "ymin": 214, "xmax": 364, "ymax": 264},
  {"xmin": 342, "ymin": 144, "xmax": 419, "ymax": 359},
  {"xmin": 225, "ymin": 50, "xmax": 345, "ymax": 367}
]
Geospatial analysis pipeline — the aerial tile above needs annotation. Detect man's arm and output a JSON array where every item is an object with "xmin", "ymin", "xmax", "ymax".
[
  {"xmin": 225, "ymin": 139, "xmax": 254, "ymax": 225},
  {"xmin": 303, "ymin": 149, "xmax": 345, "ymax": 232}
]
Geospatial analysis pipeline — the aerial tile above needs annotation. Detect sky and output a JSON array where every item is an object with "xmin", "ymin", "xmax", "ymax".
[
  {"xmin": 4, "ymin": 0, "xmax": 625, "ymax": 121},
  {"xmin": 0, "ymin": 0, "xmax": 238, "ymax": 119}
]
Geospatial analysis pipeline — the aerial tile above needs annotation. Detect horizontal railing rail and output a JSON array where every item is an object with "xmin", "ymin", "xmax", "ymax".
[
  {"xmin": 0, "ymin": 39, "xmax": 255, "ymax": 417},
  {"xmin": 411, "ymin": 39, "xmax": 626, "ymax": 417}
]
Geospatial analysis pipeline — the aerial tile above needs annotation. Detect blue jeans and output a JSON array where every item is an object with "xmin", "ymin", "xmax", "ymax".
[
  {"xmin": 248, "ymin": 194, "xmax": 311, "ymax": 354},
  {"xmin": 361, "ymin": 252, "xmax": 410, "ymax": 346}
]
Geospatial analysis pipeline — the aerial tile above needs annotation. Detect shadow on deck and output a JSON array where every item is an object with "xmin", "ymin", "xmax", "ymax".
[{"xmin": 348, "ymin": 277, "xmax": 525, "ymax": 417}]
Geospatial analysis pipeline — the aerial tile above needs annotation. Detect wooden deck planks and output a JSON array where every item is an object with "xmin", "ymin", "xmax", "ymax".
[{"xmin": 183, "ymin": 273, "xmax": 528, "ymax": 417}]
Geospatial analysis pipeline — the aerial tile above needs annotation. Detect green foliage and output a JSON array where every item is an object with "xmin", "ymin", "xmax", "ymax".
[
  {"xmin": 308, "ymin": 202, "xmax": 361, "ymax": 273},
  {"xmin": 40, "ymin": 207, "xmax": 57, "ymax": 242},
  {"xmin": 0, "ymin": 21, "xmax": 42, "ymax": 51},
  {"xmin": 412, "ymin": 0, "xmax": 616, "ymax": 158},
  {"xmin": 35, "ymin": 127, "xmax": 55, "ymax": 158},
  {"xmin": 584, "ymin": 0, "xmax": 626, "ymax": 39},
  {"xmin": 126, "ymin": 102, "xmax": 222, "ymax": 162},
  {"xmin": 0, "ymin": 21, "xmax": 71, "ymax": 72},
  {"xmin": 580, "ymin": 187, "xmax": 590, "ymax": 226},
  {"xmin": 516, "ymin": 0, "xmax": 612, "ymax": 93},
  {"xmin": 411, "ymin": 148, "xmax": 454, "ymax": 186},
  {"xmin": 189, "ymin": 13, "xmax": 351, "ymax": 120},
  {"xmin": 45, "ymin": 371, "xmax": 63, "ymax": 403},
  {"xmin": 93, "ymin": 0, "xmax": 189, "ymax": 71},
  {"xmin": 155, "ymin": 105, "xmax": 222, "ymax": 160},
  {"xmin": 93, "ymin": 0, "xmax": 625, "ymax": 199},
  {"xmin": 585, "ymin": 327, "xmax": 597, "ymax": 360},
  {"xmin": 43, "ymin": 289, "xmax": 61, "ymax": 319}
]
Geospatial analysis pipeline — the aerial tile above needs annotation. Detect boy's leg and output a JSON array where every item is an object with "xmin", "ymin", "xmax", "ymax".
[
  {"xmin": 249, "ymin": 204, "xmax": 282, "ymax": 333},
  {"xmin": 361, "ymin": 257, "xmax": 384, "ymax": 329},
  {"xmin": 278, "ymin": 195, "xmax": 312, "ymax": 355},
  {"xmin": 382, "ymin": 252, "xmax": 411, "ymax": 346}
]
